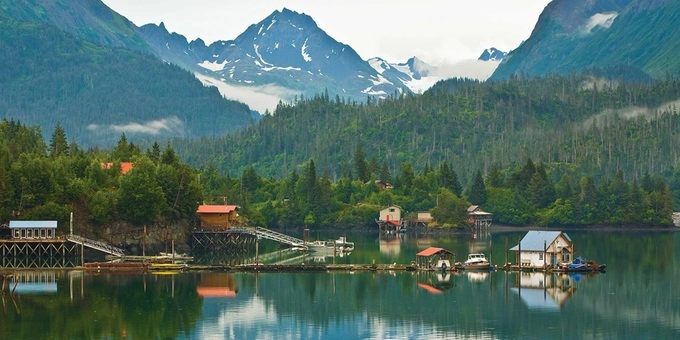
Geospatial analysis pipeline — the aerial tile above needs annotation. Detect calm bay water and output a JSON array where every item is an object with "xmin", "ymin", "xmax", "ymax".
[{"xmin": 1, "ymin": 229, "xmax": 679, "ymax": 339}]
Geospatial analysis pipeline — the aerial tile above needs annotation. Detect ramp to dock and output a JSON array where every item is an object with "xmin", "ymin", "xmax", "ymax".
[
  {"xmin": 252, "ymin": 227, "xmax": 307, "ymax": 248},
  {"xmin": 67, "ymin": 234, "xmax": 125, "ymax": 257}
]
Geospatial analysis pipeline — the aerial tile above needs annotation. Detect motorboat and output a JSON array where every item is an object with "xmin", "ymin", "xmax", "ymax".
[
  {"xmin": 334, "ymin": 236, "xmax": 355, "ymax": 251},
  {"xmin": 462, "ymin": 253, "xmax": 491, "ymax": 270},
  {"xmin": 306, "ymin": 237, "xmax": 354, "ymax": 253},
  {"xmin": 553, "ymin": 257, "xmax": 606, "ymax": 273}
]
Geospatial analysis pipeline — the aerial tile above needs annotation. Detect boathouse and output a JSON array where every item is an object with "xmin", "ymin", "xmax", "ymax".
[
  {"xmin": 467, "ymin": 205, "xmax": 492, "ymax": 228},
  {"xmin": 9, "ymin": 220, "xmax": 57, "ymax": 240},
  {"xmin": 196, "ymin": 204, "xmax": 241, "ymax": 230},
  {"xmin": 415, "ymin": 247, "xmax": 456, "ymax": 270},
  {"xmin": 510, "ymin": 231, "xmax": 573, "ymax": 268},
  {"xmin": 377, "ymin": 205, "xmax": 403, "ymax": 233}
]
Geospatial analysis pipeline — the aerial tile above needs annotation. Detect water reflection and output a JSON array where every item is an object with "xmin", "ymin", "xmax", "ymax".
[
  {"xmin": 1, "ymin": 230, "xmax": 679, "ymax": 339},
  {"xmin": 416, "ymin": 271, "xmax": 456, "ymax": 294},
  {"xmin": 511, "ymin": 272, "xmax": 583, "ymax": 311}
]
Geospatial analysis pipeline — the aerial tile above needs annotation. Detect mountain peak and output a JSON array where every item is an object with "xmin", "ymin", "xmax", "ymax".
[{"xmin": 478, "ymin": 48, "xmax": 506, "ymax": 61}]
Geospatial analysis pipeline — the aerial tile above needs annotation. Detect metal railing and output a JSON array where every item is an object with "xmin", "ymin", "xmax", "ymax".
[
  {"xmin": 66, "ymin": 234, "xmax": 125, "ymax": 257},
  {"xmin": 252, "ymin": 227, "xmax": 307, "ymax": 248}
]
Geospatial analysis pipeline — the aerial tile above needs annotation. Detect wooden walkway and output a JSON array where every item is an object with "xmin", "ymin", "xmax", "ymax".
[{"xmin": 66, "ymin": 234, "xmax": 125, "ymax": 257}]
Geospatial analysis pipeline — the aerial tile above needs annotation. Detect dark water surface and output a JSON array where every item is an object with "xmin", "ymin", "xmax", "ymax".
[{"xmin": 1, "ymin": 229, "xmax": 679, "ymax": 339}]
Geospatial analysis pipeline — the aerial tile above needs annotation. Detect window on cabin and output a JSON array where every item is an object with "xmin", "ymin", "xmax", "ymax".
[
  {"xmin": 27, "ymin": 229, "xmax": 32, "ymax": 238},
  {"xmin": 21, "ymin": 229, "xmax": 26, "ymax": 238},
  {"xmin": 40, "ymin": 229, "xmax": 46, "ymax": 238},
  {"xmin": 389, "ymin": 208, "xmax": 395, "ymax": 212},
  {"xmin": 539, "ymin": 253, "xmax": 543, "ymax": 261},
  {"xmin": 14, "ymin": 230, "xmax": 20, "ymax": 238},
  {"xmin": 47, "ymin": 230, "xmax": 53, "ymax": 238}
]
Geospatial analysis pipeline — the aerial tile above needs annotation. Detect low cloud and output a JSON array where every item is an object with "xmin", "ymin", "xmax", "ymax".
[
  {"xmin": 432, "ymin": 59, "xmax": 500, "ymax": 81},
  {"xmin": 583, "ymin": 99, "xmax": 680, "ymax": 128},
  {"xmin": 195, "ymin": 73, "xmax": 298, "ymax": 114},
  {"xmin": 87, "ymin": 116, "xmax": 186, "ymax": 136},
  {"xmin": 582, "ymin": 12, "xmax": 618, "ymax": 34}
]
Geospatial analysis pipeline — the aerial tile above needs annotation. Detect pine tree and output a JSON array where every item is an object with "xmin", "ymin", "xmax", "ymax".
[
  {"xmin": 464, "ymin": 170, "xmax": 487, "ymax": 205},
  {"xmin": 49, "ymin": 123, "xmax": 69, "ymax": 158}
]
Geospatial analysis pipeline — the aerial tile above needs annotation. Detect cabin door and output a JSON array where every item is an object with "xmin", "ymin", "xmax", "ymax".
[{"xmin": 551, "ymin": 253, "xmax": 557, "ymax": 266}]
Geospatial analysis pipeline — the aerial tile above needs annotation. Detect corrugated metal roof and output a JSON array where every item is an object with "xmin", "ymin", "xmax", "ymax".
[
  {"xmin": 9, "ymin": 221, "xmax": 58, "ymax": 229},
  {"xmin": 509, "ymin": 231, "xmax": 570, "ymax": 251},
  {"xmin": 196, "ymin": 205, "xmax": 239, "ymax": 214}
]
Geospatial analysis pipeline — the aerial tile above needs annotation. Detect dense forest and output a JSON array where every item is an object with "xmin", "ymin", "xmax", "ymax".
[
  {"xmin": 173, "ymin": 74, "xmax": 680, "ymax": 207},
  {"xmin": 1, "ymin": 118, "xmax": 675, "ymax": 251}
]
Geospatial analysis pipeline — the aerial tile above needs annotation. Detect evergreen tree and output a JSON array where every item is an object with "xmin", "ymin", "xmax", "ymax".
[
  {"xmin": 353, "ymin": 145, "xmax": 369, "ymax": 183},
  {"xmin": 464, "ymin": 170, "xmax": 487, "ymax": 205},
  {"xmin": 49, "ymin": 123, "xmax": 69, "ymax": 158},
  {"xmin": 486, "ymin": 163, "xmax": 504, "ymax": 188}
]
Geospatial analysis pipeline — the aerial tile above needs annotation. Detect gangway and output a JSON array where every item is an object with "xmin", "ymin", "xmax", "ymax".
[
  {"xmin": 251, "ymin": 227, "xmax": 307, "ymax": 249},
  {"xmin": 66, "ymin": 234, "xmax": 125, "ymax": 257}
]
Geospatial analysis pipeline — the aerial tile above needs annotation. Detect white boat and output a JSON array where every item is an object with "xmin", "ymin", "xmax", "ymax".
[
  {"xmin": 306, "ymin": 237, "xmax": 354, "ymax": 253},
  {"xmin": 463, "ymin": 253, "xmax": 490, "ymax": 270},
  {"xmin": 334, "ymin": 236, "xmax": 355, "ymax": 251}
]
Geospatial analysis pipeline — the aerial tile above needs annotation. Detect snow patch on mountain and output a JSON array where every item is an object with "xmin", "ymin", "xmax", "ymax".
[{"xmin": 198, "ymin": 60, "xmax": 227, "ymax": 71}]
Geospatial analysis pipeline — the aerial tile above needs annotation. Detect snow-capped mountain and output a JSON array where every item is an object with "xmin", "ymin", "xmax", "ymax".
[
  {"xmin": 478, "ymin": 48, "xmax": 507, "ymax": 61},
  {"xmin": 367, "ymin": 57, "xmax": 443, "ymax": 94},
  {"xmin": 140, "ymin": 9, "xmax": 412, "ymax": 112}
]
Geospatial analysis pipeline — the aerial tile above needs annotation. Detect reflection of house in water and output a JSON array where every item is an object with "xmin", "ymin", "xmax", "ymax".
[
  {"xmin": 379, "ymin": 236, "xmax": 401, "ymax": 256},
  {"xmin": 196, "ymin": 273, "xmax": 238, "ymax": 298},
  {"xmin": 511, "ymin": 272, "xmax": 578, "ymax": 311},
  {"xmin": 8, "ymin": 271, "xmax": 58, "ymax": 294},
  {"xmin": 417, "ymin": 271, "xmax": 456, "ymax": 294}
]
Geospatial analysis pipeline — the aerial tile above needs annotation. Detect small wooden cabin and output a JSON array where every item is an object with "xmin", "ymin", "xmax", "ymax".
[
  {"xmin": 377, "ymin": 205, "xmax": 403, "ymax": 233},
  {"xmin": 510, "ymin": 231, "xmax": 574, "ymax": 268},
  {"xmin": 196, "ymin": 204, "xmax": 240, "ymax": 230},
  {"xmin": 379, "ymin": 205, "xmax": 402, "ymax": 222},
  {"xmin": 9, "ymin": 220, "xmax": 57, "ymax": 239},
  {"xmin": 467, "ymin": 205, "xmax": 492, "ymax": 228}
]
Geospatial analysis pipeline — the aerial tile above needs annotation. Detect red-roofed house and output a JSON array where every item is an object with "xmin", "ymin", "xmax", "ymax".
[
  {"xmin": 376, "ymin": 205, "xmax": 404, "ymax": 234},
  {"xmin": 101, "ymin": 162, "xmax": 134, "ymax": 175},
  {"xmin": 196, "ymin": 204, "xmax": 240, "ymax": 230}
]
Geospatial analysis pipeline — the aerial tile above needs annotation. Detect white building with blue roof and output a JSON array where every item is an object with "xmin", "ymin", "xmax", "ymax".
[
  {"xmin": 510, "ymin": 230, "xmax": 573, "ymax": 268},
  {"xmin": 9, "ymin": 220, "xmax": 58, "ymax": 240}
]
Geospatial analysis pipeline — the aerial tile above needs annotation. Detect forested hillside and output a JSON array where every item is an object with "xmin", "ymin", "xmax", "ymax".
[
  {"xmin": 0, "ymin": 9, "xmax": 256, "ymax": 147},
  {"xmin": 1, "ymin": 118, "xmax": 675, "ymax": 241},
  {"xmin": 491, "ymin": 0, "xmax": 680, "ymax": 80},
  {"xmin": 174, "ymin": 75, "xmax": 680, "ymax": 187}
]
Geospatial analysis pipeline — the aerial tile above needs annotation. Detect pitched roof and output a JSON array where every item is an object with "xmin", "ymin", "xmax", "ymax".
[
  {"xmin": 510, "ymin": 231, "xmax": 571, "ymax": 251},
  {"xmin": 196, "ymin": 204, "xmax": 239, "ymax": 214},
  {"xmin": 416, "ymin": 247, "xmax": 454, "ymax": 257}
]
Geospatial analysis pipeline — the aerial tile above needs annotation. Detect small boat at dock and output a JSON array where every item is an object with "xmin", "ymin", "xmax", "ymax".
[
  {"xmin": 552, "ymin": 257, "xmax": 606, "ymax": 273},
  {"xmin": 460, "ymin": 253, "xmax": 491, "ymax": 271}
]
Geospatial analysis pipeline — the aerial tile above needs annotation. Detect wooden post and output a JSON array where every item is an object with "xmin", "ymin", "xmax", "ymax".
[
  {"xmin": 518, "ymin": 237, "xmax": 521, "ymax": 269},
  {"xmin": 505, "ymin": 237, "xmax": 508, "ymax": 267},
  {"xmin": 543, "ymin": 240, "xmax": 547, "ymax": 270}
]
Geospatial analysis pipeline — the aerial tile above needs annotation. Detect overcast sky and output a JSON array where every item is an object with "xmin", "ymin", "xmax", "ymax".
[{"xmin": 102, "ymin": 0, "xmax": 552, "ymax": 65}]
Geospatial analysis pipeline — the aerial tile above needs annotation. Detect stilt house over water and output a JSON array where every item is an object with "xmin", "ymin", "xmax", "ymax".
[{"xmin": 510, "ymin": 231, "xmax": 574, "ymax": 268}]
